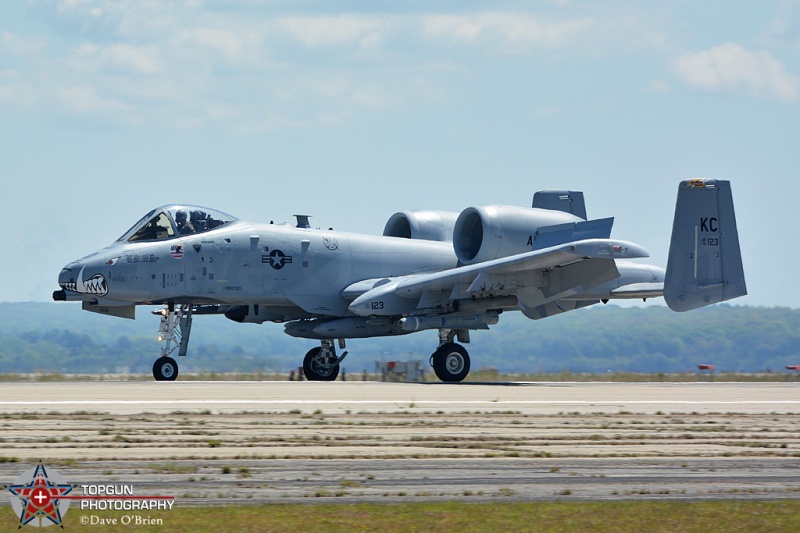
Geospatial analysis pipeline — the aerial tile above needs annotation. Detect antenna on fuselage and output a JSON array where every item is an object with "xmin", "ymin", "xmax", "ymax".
[{"xmin": 294, "ymin": 215, "xmax": 311, "ymax": 229}]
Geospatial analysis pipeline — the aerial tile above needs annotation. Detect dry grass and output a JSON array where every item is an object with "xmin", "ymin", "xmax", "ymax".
[{"xmin": 2, "ymin": 409, "xmax": 800, "ymax": 462}]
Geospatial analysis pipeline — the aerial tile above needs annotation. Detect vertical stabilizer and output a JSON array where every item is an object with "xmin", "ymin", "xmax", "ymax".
[
  {"xmin": 664, "ymin": 179, "xmax": 746, "ymax": 311},
  {"xmin": 532, "ymin": 190, "xmax": 587, "ymax": 220}
]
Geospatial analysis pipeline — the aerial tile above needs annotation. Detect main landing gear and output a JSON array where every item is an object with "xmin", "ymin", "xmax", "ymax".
[
  {"xmin": 303, "ymin": 339, "xmax": 349, "ymax": 381},
  {"xmin": 300, "ymin": 330, "xmax": 471, "ymax": 383},
  {"xmin": 152, "ymin": 303, "xmax": 194, "ymax": 381},
  {"xmin": 429, "ymin": 328, "xmax": 471, "ymax": 383}
]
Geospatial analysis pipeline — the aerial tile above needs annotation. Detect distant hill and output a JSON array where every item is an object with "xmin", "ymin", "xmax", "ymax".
[{"xmin": 0, "ymin": 302, "xmax": 798, "ymax": 374}]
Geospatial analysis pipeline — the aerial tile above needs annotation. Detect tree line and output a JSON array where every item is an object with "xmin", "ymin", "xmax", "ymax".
[{"xmin": 0, "ymin": 303, "xmax": 797, "ymax": 374}]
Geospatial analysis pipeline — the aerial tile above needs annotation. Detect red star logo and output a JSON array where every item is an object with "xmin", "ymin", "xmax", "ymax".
[{"xmin": 8, "ymin": 463, "xmax": 73, "ymax": 528}]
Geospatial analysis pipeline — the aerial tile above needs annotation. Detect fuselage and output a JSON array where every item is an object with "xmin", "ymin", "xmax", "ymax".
[
  {"xmin": 57, "ymin": 220, "xmax": 458, "ymax": 318},
  {"xmin": 51, "ymin": 182, "xmax": 747, "ymax": 383},
  {"xmin": 56, "ymin": 203, "xmax": 667, "ymax": 328}
]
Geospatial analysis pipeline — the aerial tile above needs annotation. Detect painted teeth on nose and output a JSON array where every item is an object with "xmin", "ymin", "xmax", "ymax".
[
  {"xmin": 71, "ymin": 265, "xmax": 109, "ymax": 296},
  {"xmin": 83, "ymin": 275, "xmax": 107, "ymax": 295}
]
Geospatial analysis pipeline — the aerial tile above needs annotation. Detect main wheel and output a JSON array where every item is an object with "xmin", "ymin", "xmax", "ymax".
[
  {"xmin": 303, "ymin": 347, "xmax": 340, "ymax": 381},
  {"xmin": 153, "ymin": 356, "xmax": 179, "ymax": 381},
  {"xmin": 431, "ymin": 343, "xmax": 470, "ymax": 383}
]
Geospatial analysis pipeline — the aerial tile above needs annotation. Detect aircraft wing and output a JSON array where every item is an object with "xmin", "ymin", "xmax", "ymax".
[{"xmin": 347, "ymin": 238, "xmax": 649, "ymax": 317}]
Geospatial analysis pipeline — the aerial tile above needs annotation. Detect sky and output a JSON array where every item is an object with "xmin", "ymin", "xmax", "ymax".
[{"xmin": 1, "ymin": 0, "xmax": 798, "ymax": 307}]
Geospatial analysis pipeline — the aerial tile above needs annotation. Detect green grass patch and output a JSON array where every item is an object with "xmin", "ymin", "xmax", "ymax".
[{"xmin": 3, "ymin": 500, "xmax": 799, "ymax": 532}]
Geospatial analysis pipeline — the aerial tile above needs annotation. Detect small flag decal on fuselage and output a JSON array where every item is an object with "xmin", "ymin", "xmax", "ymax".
[{"xmin": 170, "ymin": 245, "xmax": 184, "ymax": 259}]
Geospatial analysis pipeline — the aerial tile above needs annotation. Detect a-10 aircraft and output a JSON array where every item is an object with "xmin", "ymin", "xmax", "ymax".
[{"xmin": 53, "ymin": 179, "xmax": 746, "ymax": 382}]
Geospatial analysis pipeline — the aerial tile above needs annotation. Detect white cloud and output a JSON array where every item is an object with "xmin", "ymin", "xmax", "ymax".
[
  {"xmin": 0, "ymin": 31, "xmax": 46, "ymax": 55},
  {"xmin": 6, "ymin": 3, "xmax": 690, "ymax": 130},
  {"xmin": 278, "ymin": 14, "xmax": 389, "ymax": 49},
  {"xmin": 106, "ymin": 44, "xmax": 161, "ymax": 74},
  {"xmin": 0, "ymin": 70, "xmax": 38, "ymax": 107},
  {"xmin": 73, "ymin": 43, "xmax": 161, "ymax": 74},
  {"xmin": 762, "ymin": 0, "xmax": 800, "ymax": 47},
  {"xmin": 175, "ymin": 28, "xmax": 246, "ymax": 58},
  {"xmin": 673, "ymin": 42, "xmax": 800, "ymax": 101},
  {"xmin": 58, "ymin": 84, "xmax": 129, "ymax": 113},
  {"xmin": 648, "ymin": 79, "xmax": 671, "ymax": 93},
  {"xmin": 56, "ymin": 0, "xmax": 97, "ymax": 13},
  {"xmin": 273, "ymin": 73, "xmax": 444, "ymax": 113},
  {"xmin": 423, "ymin": 12, "xmax": 593, "ymax": 49}
]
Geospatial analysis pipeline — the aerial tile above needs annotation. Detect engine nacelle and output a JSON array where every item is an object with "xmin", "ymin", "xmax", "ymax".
[
  {"xmin": 453, "ymin": 205, "xmax": 584, "ymax": 265},
  {"xmin": 383, "ymin": 210, "xmax": 459, "ymax": 243}
]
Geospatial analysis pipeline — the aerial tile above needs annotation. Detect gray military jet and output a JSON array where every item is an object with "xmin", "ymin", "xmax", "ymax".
[{"xmin": 53, "ymin": 179, "xmax": 746, "ymax": 381}]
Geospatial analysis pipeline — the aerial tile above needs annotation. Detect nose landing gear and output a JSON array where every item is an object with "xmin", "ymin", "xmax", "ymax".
[
  {"xmin": 152, "ymin": 303, "xmax": 194, "ymax": 381},
  {"xmin": 153, "ymin": 356, "xmax": 178, "ymax": 381}
]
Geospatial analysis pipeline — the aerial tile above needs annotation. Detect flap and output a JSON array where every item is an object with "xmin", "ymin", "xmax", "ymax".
[
  {"xmin": 394, "ymin": 238, "xmax": 649, "ymax": 300},
  {"xmin": 349, "ymin": 238, "xmax": 649, "ymax": 316}
]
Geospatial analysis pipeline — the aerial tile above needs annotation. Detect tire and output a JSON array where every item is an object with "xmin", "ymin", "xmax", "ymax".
[
  {"xmin": 153, "ymin": 357, "xmax": 179, "ymax": 381},
  {"xmin": 431, "ymin": 343, "xmax": 470, "ymax": 383},
  {"xmin": 303, "ymin": 347, "xmax": 340, "ymax": 381}
]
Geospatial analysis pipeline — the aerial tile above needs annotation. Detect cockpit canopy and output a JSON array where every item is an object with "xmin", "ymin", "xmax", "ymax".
[{"xmin": 117, "ymin": 205, "xmax": 238, "ymax": 243}]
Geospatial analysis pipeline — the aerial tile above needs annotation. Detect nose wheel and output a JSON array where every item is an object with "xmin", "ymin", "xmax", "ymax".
[{"xmin": 153, "ymin": 357, "xmax": 179, "ymax": 381}]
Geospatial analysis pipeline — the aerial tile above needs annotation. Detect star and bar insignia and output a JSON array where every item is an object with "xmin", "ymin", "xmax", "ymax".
[{"xmin": 8, "ymin": 462, "xmax": 73, "ymax": 528}]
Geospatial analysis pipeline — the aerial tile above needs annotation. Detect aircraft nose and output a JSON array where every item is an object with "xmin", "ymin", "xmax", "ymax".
[
  {"xmin": 57, "ymin": 262, "xmax": 81, "ymax": 293},
  {"xmin": 53, "ymin": 254, "xmax": 111, "ymax": 301}
]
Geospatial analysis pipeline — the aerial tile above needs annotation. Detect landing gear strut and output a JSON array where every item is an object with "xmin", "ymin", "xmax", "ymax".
[
  {"xmin": 152, "ymin": 303, "xmax": 194, "ymax": 381},
  {"xmin": 303, "ymin": 339, "xmax": 348, "ymax": 381},
  {"xmin": 430, "ymin": 328, "xmax": 471, "ymax": 383}
]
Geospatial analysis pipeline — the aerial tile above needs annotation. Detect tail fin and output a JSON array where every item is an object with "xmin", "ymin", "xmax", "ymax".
[
  {"xmin": 664, "ymin": 179, "xmax": 747, "ymax": 311},
  {"xmin": 532, "ymin": 190, "xmax": 587, "ymax": 220}
]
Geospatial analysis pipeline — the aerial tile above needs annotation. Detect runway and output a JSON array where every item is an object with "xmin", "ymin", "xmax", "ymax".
[
  {"xmin": 1, "ymin": 380, "xmax": 797, "ymax": 414},
  {"xmin": 1, "ymin": 381, "xmax": 799, "ymax": 504}
]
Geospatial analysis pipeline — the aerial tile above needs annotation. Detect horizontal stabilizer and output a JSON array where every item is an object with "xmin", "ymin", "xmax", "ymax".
[
  {"xmin": 664, "ymin": 179, "xmax": 747, "ymax": 311},
  {"xmin": 610, "ymin": 282, "xmax": 665, "ymax": 299},
  {"xmin": 521, "ymin": 299, "xmax": 600, "ymax": 320}
]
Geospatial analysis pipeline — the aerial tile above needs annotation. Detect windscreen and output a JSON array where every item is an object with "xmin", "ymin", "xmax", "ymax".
[{"xmin": 116, "ymin": 205, "xmax": 238, "ymax": 243}]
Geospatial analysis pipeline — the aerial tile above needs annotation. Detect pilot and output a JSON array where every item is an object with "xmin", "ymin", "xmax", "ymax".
[{"xmin": 175, "ymin": 210, "xmax": 196, "ymax": 235}]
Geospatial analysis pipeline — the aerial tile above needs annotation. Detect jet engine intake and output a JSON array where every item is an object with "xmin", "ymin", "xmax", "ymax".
[
  {"xmin": 383, "ymin": 210, "xmax": 459, "ymax": 243},
  {"xmin": 453, "ymin": 205, "xmax": 584, "ymax": 265}
]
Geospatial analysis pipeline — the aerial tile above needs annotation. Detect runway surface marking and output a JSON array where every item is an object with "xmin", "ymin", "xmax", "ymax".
[{"xmin": 2, "ymin": 399, "xmax": 799, "ymax": 406}]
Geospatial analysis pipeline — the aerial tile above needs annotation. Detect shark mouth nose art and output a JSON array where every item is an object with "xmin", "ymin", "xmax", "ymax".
[{"xmin": 60, "ymin": 266, "xmax": 108, "ymax": 296}]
